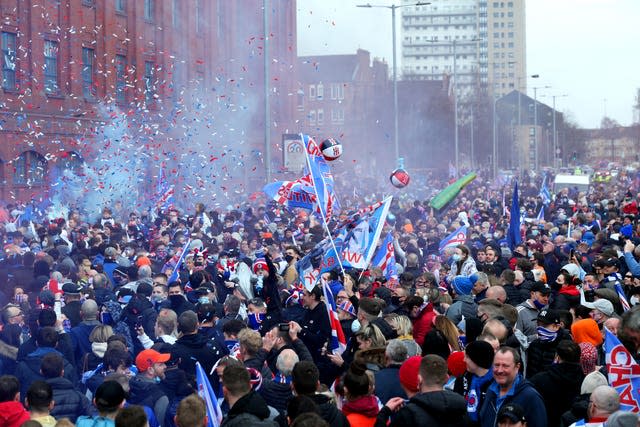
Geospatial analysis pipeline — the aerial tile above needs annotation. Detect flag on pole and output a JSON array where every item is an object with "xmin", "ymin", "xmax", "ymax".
[
  {"xmin": 322, "ymin": 279, "xmax": 347, "ymax": 355},
  {"xmin": 371, "ymin": 232, "xmax": 398, "ymax": 283},
  {"xmin": 507, "ymin": 180, "xmax": 522, "ymax": 249},
  {"xmin": 536, "ymin": 206, "xmax": 545, "ymax": 222},
  {"xmin": 604, "ymin": 328, "xmax": 640, "ymax": 412},
  {"xmin": 338, "ymin": 196, "xmax": 392, "ymax": 269},
  {"xmin": 539, "ymin": 174, "xmax": 551, "ymax": 205},
  {"xmin": 196, "ymin": 362, "xmax": 223, "ymax": 427},
  {"xmin": 614, "ymin": 283, "xmax": 631, "ymax": 312},
  {"xmin": 438, "ymin": 226, "xmax": 468, "ymax": 254},
  {"xmin": 166, "ymin": 239, "xmax": 191, "ymax": 283}
]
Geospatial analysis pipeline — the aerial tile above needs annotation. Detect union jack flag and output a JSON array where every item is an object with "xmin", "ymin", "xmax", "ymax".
[{"xmin": 322, "ymin": 278, "xmax": 347, "ymax": 355}]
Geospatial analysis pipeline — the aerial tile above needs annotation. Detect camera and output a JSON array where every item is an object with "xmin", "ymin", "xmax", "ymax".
[{"xmin": 278, "ymin": 323, "xmax": 290, "ymax": 332}]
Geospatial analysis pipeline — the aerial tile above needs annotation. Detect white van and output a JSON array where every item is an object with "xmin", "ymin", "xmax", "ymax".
[{"xmin": 553, "ymin": 174, "xmax": 590, "ymax": 194}]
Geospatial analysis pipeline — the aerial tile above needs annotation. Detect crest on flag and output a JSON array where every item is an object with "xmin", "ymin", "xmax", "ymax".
[
  {"xmin": 439, "ymin": 226, "xmax": 467, "ymax": 253},
  {"xmin": 604, "ymin": 328, "xmax": 640, "ymax": 412}
]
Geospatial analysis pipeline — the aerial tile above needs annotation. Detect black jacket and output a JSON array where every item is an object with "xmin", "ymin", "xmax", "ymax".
[
  {"xmin": 298, "ymin": 302, "xmax": 331, "ymax": 362},
  {"xmin": 529, "ymin": 362, "xmax": 584, "ymax": 427},
  {"xmin": 308, "ymin": 393, "xmax": 350, "ymax": 427},
  {"xmin": 17, "ymin": 332, "xmax": 75, "ymax": 367},
  {"xmin": 170, "ymin": 332, "xmax": 222, "ymax": 381},
  {"xmin": 375, "ymin": 390, "xmax": 470, "ymax": 427},
  {"xmin": 503, "ymin": 284, "xmax": 527, "ymax": 306},
  {"xmin": 221, "ymin": 391, "xmax": 277, "ymax": 427},
  {"xmin": 46, "ymin": 377, "xmax": 93, "ymax": 423},
  {"xmin": 258, "ymin": 378, "xmax": 293, "ymax": 415},
  {"xmin": 265, "ymin": 339, "xmax": 313, "ymax": 375},
  {"xmin": 374, "ymin": 365, "xmax": 407, "ymax": 404},
  {"xmin": 526, "ymin": 328, "xmax": 573, "ymax": 378},
  {"xmin": 128, "ymin": 374, "xmax": 169, "ymax": 425},
  {"xmin": 122, "ymin": 295, "xmax": 158, "ymax": 354}
]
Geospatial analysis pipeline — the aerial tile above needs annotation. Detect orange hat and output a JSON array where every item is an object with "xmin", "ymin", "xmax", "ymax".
[
  {"xmin": 403, "ymin": 223, "xmax": 414, "ymax": 233},
  {"xmin": 135, "ymin": 349, "xmax": 170, "ymax": 372},
  {"xmin": 136, "ymin": 256, "xmax": 151, "ymax": 267},
  {"xmin": 571, "ymin": 318, "xmax": 603, "ymax": 347}
]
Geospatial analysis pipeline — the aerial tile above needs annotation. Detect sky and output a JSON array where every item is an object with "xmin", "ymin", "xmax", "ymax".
[{"xmin": 297, "ymin": 0, "xmax": 640, "ymax": 129}]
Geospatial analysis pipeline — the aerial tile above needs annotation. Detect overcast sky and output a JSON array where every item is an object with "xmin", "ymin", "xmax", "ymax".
[{"xmin": 297, "ymin": 0, "xmax": 640, "ymax": 129}]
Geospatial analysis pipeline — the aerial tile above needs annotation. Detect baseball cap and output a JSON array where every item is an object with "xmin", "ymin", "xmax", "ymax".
[
  {"xmin": 537, "ymin": 309, "xmax": 560, "ymax": 325},
  {"xmin": 135, "ymin": 349, "xmax": 170, "ymax": 372},
  {"xmin": 95, "ymin": 380, "xmax": 126, "ymax": 410},
  {"xmin": 582, "ymin": 299, "xmax": 615, "ymax": 317},
  {"xmin": 497, "ymin": 403, "xmax": 526, "ymax": 423},
  {"xmin": 61, "ymin": 282, "xmax": 83, "ymax": 295},
  {"xmin": 561, "ymin": 263, "xmax": 580, "ymax": 280},
  {"xmin": 531, "ymin": 282, "xmax": 552, "ymax": 295}
]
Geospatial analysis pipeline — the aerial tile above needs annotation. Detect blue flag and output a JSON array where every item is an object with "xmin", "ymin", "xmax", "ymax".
[
  {"xmin": 167, "ymin": 239, "xmax": 191, "ymax": 283},
  {"xmin": 507, "ymin": 180, "xmax": 522, "ymax": 249},
  {"xmin": 604, "ymin": 328, "xmax": 640, "ymax": 412},
  {"xmin": 371, "ymin": 232, "xmax": 398, "ymax": 282},
  {"xmin": 196, "ymin": 362, "xmax": 222, "ymax": 427},
  {"xmin": 438, "ymin": 226, "xmax": 467, "ymax": 253},
  {"xmin": 539, "ymin": 174, "xmax": 551, "ymax": 205}
]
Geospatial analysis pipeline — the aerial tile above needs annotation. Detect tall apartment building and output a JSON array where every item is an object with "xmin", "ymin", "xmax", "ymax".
[{"xmin": 400, "ymin": 0, "xmax": 526, "ymax": 98}]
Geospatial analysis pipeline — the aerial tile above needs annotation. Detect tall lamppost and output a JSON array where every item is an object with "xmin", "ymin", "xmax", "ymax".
[
  {"xmin": 551, "ymin": 94, "xmax": 568, "ymax": 168},
  {"xmin": 532, "ymin": 84, "xmax": 551, "ymax": 171},
  {"xmin": 357, "ymin": 2, "xmax": 430, "ymax": 167},
  {"xmin": 263, "ymin": 0, "xmax": 271, "ymax": 183}
]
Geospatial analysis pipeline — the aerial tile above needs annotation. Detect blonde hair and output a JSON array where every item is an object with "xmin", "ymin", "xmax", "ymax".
[
  {"xmin": 434, "ymin": 315, "xmax": 461, "ymax": 352},
  {"xmin": 356, "ymin": 323, "xmax": 387, "ymax": 348},
  {"xmin": 384, "ymin": 314, "xmax": 413, "ymax": 337},
  {"xmin": 89, "ymin": 325, "xmax": 113, "ymax": 343}
]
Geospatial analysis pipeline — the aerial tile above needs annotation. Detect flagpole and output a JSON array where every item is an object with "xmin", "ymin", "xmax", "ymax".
[{"xmin": 301, "ymin": 134, "xmax": 347, "ymax": 279}]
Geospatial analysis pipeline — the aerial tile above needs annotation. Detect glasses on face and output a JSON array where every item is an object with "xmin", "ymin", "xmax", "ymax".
[
  {"xmin": 415, "ymin": 279, "xmax": 428, "ymax": 288},
  {"xmin": 10, "ymin": 312, "xmax": 23, "ymax": 319}
]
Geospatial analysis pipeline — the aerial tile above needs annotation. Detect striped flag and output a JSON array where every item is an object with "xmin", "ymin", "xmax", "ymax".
[
  {"xmin": 166, "ymin": 239, "xmax": 191, "ymax": 283},
  {"xmin": 539, "ymin": 174, "xmax": 551, "ymax": 205},
  {"xmin": 322, "ymin": 279, "xmax": 347, "ymax": 355},
  {"xmin": 439, "ymin": 226, "xmax": 467, "ymax": 253},
  {"xmin": 371, "ymin": 232, "xmax": 398, "ymax": 283},
  {"xmin": 614, "ymin": 282, "xmax": 631, "ymax": 312},
  {"xmin": 196, "ymin": 362, "xmax": 222, "ymax": 427}
]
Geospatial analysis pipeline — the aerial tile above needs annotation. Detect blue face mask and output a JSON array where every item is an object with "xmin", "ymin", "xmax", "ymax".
[
  {"xmin": 536, "ymin": 325, "xmax": 558, "ymax": 342},
  {"xmin": 533, "ymin": 299, "xmax": 546, "ymax": 310},
  {"xmin": 198, "ymin": 297, "xmax": 209, "ymax": 305},
  {"xmin": 248, "ymin": 312, "xmax": 265, "ymax": 330},
  {"xmin": 452, "ymin": 254, "xmax": 462, "ymax": 262}
]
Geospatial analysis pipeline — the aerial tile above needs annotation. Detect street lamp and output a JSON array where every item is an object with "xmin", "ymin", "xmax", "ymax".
[
  {"xmin": 551, "ymin": 94, "xmax": 568, "ymax": 167},
  {"xmin": 532, "ymin": 84, "xmax": 551, "ymax": 171},
  {"xmin": 356, "ymin": 2, "xmax": 430, "ymax": 167},
  {"xmin": 493, "ymin": 95, "xmax": 499, "ymax": 179}
]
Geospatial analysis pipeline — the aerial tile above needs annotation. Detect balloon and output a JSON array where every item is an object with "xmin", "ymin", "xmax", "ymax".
[
  {"xmin": 390, "ymin": 168, "xmax": 410, "ymax": 188},
  {"xmin": 320, "ymin": 138, "xmax": 343, "ymax": 161}
]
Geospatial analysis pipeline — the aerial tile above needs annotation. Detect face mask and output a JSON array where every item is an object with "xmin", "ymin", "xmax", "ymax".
[
  {"xmin": 452, "ymin": 254, "xmax": 462, "ymax": 262},
  {"xmin": 168, "ymin": 295, "xmax": 185, "ymax": 306},
  {"xmin": 527, "ymin": 250, "xmax": 533, "ymax": 257},
  {"xmin": 351, "ymin": 319, "xmax": 361, "ymax": 333},
  {"xmin": 284, "ymin": 254, "xmax": 294, "ymax": 264},
  {"xmin": 532, "ymin": 229, "xmax": 539, "ymax": 236},
  {"xmin": 198, "ymin": 297, "xmax": 209, "ymax": 304},
  {"xmin": 533, "ymin": 299, "xmax": 546, "ymax": 310},
  {"xmin": 536, "ymin": 325, "xmax": 558, "ymax": 342},
  {"xmin": 631, "ymin": 295, "xmax": 640, "ymax": 306},
  {"xmin": 248, "ymin": 312, "xmax": 265, "ymax": 330},
  {"xmin": 151, "ymin": 295, "xmax": 164, "ymax": 303},
  {"xmin": 391, "ymin": 296, "xmax": 402, "ymax": 306}
]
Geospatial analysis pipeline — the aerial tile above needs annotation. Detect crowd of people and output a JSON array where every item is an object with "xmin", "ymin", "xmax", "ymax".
[{"xmin": 0, "ymin": 168, "xmax": 639, "ymax": 427}]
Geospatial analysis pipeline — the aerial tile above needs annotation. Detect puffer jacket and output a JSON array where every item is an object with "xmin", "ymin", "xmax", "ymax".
[
  {"xmin": 128, "ymin": 374, "xmax": 169, "ymax": 424},
  {"xmin": 46, "ymin": 376, "xmax": 93, "ymax": 422},
  {"xmin": 221, "ymin": 391, "xmax": 278, "ymax": 427},
  {"xmin": 375, "ymin": 389, "xmax": 469, "ymax": 427},
  {"xmin": 526, "ymin": 328, "xmax": 573, "ymax": 378},
  {"xmin": 14, "ymin": 347, "xmax": 77, "ymax": 400}
]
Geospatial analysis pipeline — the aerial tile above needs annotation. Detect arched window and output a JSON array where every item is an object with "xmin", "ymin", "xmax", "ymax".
[{"xmin": 13, "ymin": 151, "xmax": 47, "ymax": 185}]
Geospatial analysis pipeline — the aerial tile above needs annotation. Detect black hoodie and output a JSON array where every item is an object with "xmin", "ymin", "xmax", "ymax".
[
  {"xmin": 376, "ymin": 389, "xmax": 470, "ymax": 427},
  {"xmin": 221, "ymin": 391, "xmax": 276, "ymax": 427},
  {"xmin": 529, "ymin": 362, "xmax": 584, "ymax": 427}
]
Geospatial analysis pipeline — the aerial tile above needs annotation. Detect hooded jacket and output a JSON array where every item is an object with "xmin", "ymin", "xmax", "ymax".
[
  {"xmin": 221, "ymin": 391, "xmax": 277, "ymax": 427},
  {"xmin": 308, "ymin": 393, "xmax": 350, "ymax": 427},
  {"xmin": 170, "ymin": 332, "xmax": 222, "ymax": 380},
  {"xmin": 411, "ymin": 302, "xmax": 436, "ymax": 347},
  {"xmin": 128, "ymin": 374, "xmax": 169, "ymax": 425},
  {"xmin": 46, "ymin": 376, "xmax": 93, "ymax": 422},
  {"xmin": 529, "ymin": 362, "xmax": 584, "ymax": 427},
  {"xmin": 14, "ymin": 347, "xmax": 77, "ymax": 400},
  {"xmin": 526, "ymin": 328, "xmax": 573, "ymax": 378},
  {"xmin": 478, "ymin": 375, "xmax": 547, "ymax": 427},
  {"xmin": 375, "ymin": 389, "xmax": 470, "ymax": 427},
  {"xmin": 0, "ymin": 401, "xmax": 30, "ymax": 427}
]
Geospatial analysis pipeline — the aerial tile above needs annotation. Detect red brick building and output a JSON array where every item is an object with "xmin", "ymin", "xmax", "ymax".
[{"xmin": 0, "ymin": 0, "xmax": 297, "ymax": 204}]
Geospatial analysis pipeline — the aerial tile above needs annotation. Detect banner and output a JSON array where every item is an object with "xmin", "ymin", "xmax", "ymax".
[
  {"xmin": 507, "ymin": 180, "xmax": 522, "ymax": 249},
  {"xmin": 371, "ymin": 232, "xmax": 398, "ymax": 283},
  {"xmin": 604, "ymin": 328, "xmax": 640, "ymax": 412},
  {"xmin": 438, "ymin": 226, "xmax": 467, "ymax": 254},
  {"xmin": 196, "ymin": 362, "xmax": 222, "ymax": 427}
]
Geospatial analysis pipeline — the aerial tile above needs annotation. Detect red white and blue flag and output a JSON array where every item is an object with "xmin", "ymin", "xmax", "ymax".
[
  {"xmin": 165, "ymin": 239, "xmax": 191, "ymax": 283},
  {"xmin": 322, "ymin": 278, "xmax": 347, "ymax": 355},
  {"xmin": 371, "ymin": 232, "xmax": 398, "ymax": 283},
  {"xmin": 196, "ymin": 362, "xmax": 223, "ymax": 427},
  {"xmin": 614, "ymin": 283, "xmax": 631, "ymax": 312},
  {"xmin": 439, "ymin": 226, "xmax": 468, "ymax": 253},
  {"xmin": 604, "ymin": 328, "xmax": 640, "ymax": 412}
]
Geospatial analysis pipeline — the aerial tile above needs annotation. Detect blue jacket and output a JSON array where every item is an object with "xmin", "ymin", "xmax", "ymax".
[{"xmin": 478, "ymin": 375, "xmax": 546, "ymax": 427}]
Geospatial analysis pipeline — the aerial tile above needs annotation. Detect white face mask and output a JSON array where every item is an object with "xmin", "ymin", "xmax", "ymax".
[
  {"xmin": 631, "ymin": 295, "xmax": 640, "ymax": 307},
  {"xmin": 351, "ymin": 319, "xmax": 361, "ymax": 333}
]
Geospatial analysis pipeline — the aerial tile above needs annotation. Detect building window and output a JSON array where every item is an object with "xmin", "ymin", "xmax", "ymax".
[
  {"xmin": 115, "ymin": 54, "xmax": 126, "ymax": 104},
  {"xmin": 317, "ymin": 109, "xmax": 324, "ymax": 125},
  {"xmin": 82, "ymin": 47, "xmax": 95, "ymax": 99},
  {"xmin": 144, "ymin": 0, "xmax": 153, "ymax": 20},
  {"xmin": 82, "ymin": 0, "xmax": 95, "ymax": 5},
  {"xmin": 309, "ymin": 85, "xmax": 316, "ymax": 100},
  {"xmin": 309, "ymin": 110, "xmax": 316, "ymax": 125},
  {"xmin": 43, "ymin": 40, "xmax": 59, "ymax": 94},
  {"xmin": 144, "ymin": 61, "xmax": 156, "ymax": 103},
  {"xmin": 529, "ymin": 127, "xmax": 535, "ymax": 136},
  {"xmin": 331, "ymin": 108, "xmax": 344, "ymax": 123},
  {"xmin": 13, "ymin": 151, "xmax": 47, "ymax": 185},
  {"xmin": 172, "ymin": 0, "xmax": 180, "ymax": 28},
  {"xmin": 196, "ymin": 0, "xmax": 203, "ymax": 34},
  {"xmin": 2, "ymin": 32, "xmax": 16, "ymax": 91},
  {"xmin": 297, "ymin": 89, "xmax": 304, "ymax": 111},
  {"xmin": 316, "ymin": 83, "xmax": 323, "ymax": 100},
  {"xmin": 115, "ymin": 0, "xmax": 125, "ymax": 13}
]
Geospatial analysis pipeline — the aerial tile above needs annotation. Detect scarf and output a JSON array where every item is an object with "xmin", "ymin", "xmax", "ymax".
[
  {"xmin": 536, "ymin": 326, "xmax": 558, "ymax": 342},
  {"xmin": 342, "ymin": 395, "xmax": 379, "ymax": 418},
  {"xmin": 559, "ymin": 285, "xmax": 580, "ymax": 296}
]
